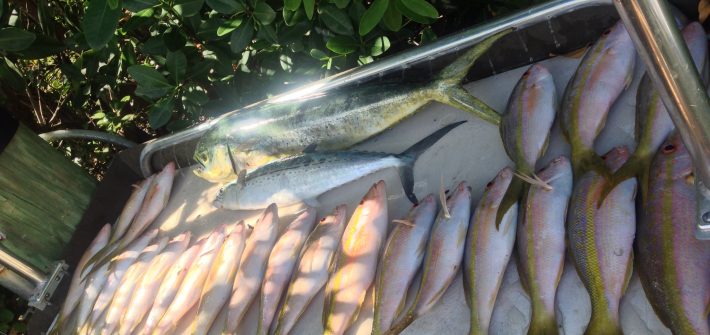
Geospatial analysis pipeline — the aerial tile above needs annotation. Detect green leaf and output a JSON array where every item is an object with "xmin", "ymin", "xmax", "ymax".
[
  {"xmin": 303, "ymin": 0, "xmax": 314, "ymax": 19},
  {"xmin": 253, "ymin": 2, "xmax": 276, "ymax": 25},
  {"xmin": 258, "ymin": 24, "xmax": 278, "ymax": 44},
  {"xmin": 369, "ymin": 35, "xmax": 389, "ymax": 56},
  {"xmin": 318, "ymin": 5, "xmax": 353, "ymax": 36},
  {"xmin": 206, "ymin": 0, "xmax": 242, "ymax": 14},
  {"xmin": 333, "ymin": 0, "xmax": 349, "ymax": 9},
  {"xmin": 140, "ymin": 36, "xmax": 168, "ymax": 55},
  {"xmin": 163, "ymin": 29, "xmax": 186, "ymax": 51},
  {"xmin": 197, "ymin": 18, "xmax": 226, "ymax": 41},
  {"xmin": 283, "ymin": 7, "xmax": 304, "ymax": 26},
  {"xmin": 183, "ymin": 85, "xmax": 209, "ymax": 105},
  {"xmin": 91, "ymin": 112, "xmax": 105, "ymax": 119},
  {"xmin": 382, "ymin": 1, "xmax": 401, "ymax": 31},
  {"xmin": 348, "ymin": 1, "xmax": 365, "ymax": 22},
  {"xmin": 359, "ymin": 0, "xmax": 388, "ymax": 36},
  {"xmin": 0, "ymin": 27, "xmax": 36, "ymax": 52},
  {"xmin": 0, "ymin": 58, "xmax": 25, "ymax": 91},
  {"xmin": 12, "ymin": 34, "xmax": 64, "ymax": 59},
  {"xmin": 395, "ymin": 0, "xmax": 436, "ymax": 23},
  {"xmin": 326, "ymin": 35, "xmax": 358, "ymax": 54},
  {"xmin": 284, "ymin": 0, "xmax": 300, "ymax": 11},
  {"xmin": 166, "ymin": 50, "xmax": 186, "ymax": 83},
  {"xmin": 123, "ymin": 0, "xmax": 158, "ymax": 12},
  {"xmin": 309, "ymin": 48, "xmax": 328, "ymax": 60},
  {"xmin": 148, "ymin": 97, "xmax": 174, "ymax": 128},
  {"xmin": 128, "ymin": 64, "xmax": 173, "ymax": 89},
  {"xmin": 229, "ymin": 21, "xmax": 253, "ymax": 53},
  {"xmin": 107, "ymin": 0, "xmax": 119, "ymax": 9},
  {"xmin": 217, "ymin": 18, "xmax": 243, "ymax": 36},
  {"xmin": 173, "ymin": 0, "xmax": 204, "ymax": 17},
  {"xmin": 81, "ymin": 0, "xmax": 122, "ymax": 49},
  {"xmin": 167, "ymin": 119, "xmax": 192, "ymax": 132},
  {"xmin": 420, "ymin": 26, "xmax": 436, "ymax": 44}
]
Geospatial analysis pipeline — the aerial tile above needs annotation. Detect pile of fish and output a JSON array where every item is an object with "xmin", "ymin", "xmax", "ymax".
[{"xmin": 55, "ymin": 19, "xmax": 710, "ymax": 335}]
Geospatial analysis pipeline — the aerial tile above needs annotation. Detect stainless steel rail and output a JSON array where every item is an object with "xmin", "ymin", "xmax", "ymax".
[
  {"xmin": 614, "ymin": 0, "xmax": 710, "ymax": 239},
  {"xmin": 138, "ymin": 0, "xmax": 614, "ymax": 177},
  {"xmin": 0, "ymin": 247, "xmax": 67, "ymax": 310}
]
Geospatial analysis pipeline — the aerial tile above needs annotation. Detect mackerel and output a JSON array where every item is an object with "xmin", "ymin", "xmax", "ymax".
[
  {"xmin": 567, "ymin": 147, "xmax": 636, "ymax": 335},
  {"xmin": 194, "ymin": 30, "xmax": 512, "ymax": 183},
  {"xmin": 257, "ymin": 208, "xmax": 317, "ymax": 335},
  {"xmin": 560, "ymin": 21, "xmax": 636, "ymax": 179},
  {"xmin": 271, "ymin": 205, "xmax": 348, "ymax": 335},
  {"xmin": 517, "ymin": 157, "xmax": 573, "ymax": 335},
  {"xmin": 372, "ymin": 194, "xmax": 437, "ymax": 335},
  {"xmin": 224, "ymin": 204, "xmax": 280, "ymax": 332},
  {"xmin": 388, "ymin": 181, "xmax": 472, "ymax": 334},
  {"xmin": 464, "ymin": 169, "xmax": 517, "ymax": 335},
  {"xmin": 215, "ymin": 121, "xmax": 465, "ymax": 210},
  {"xmin": 323, "ymin": 181, "xmax": 388, "ymax": 335},
  {"xmin": 637, "ymin": 133, "xmax": 710, "ymax": 335}
]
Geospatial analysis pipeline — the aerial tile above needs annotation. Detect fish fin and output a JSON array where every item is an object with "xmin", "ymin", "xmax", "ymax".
[
  {"xmin": 226, "ymin": 143, "xmax": 239, "ymax": 174},
  {"xmin": 82, "ymin": 243, "xmax": 122, "ymax": 280},
  {"xmin": 495, "ymin": 177, "xmax": 524, "ymax": 230},
  {"xmin": 597, "ymin": 154, "xmax": 649, "ymax": 207},
  {"xmin": 571, "ymin": 148, "xmax": 612, "ymax": 183},
  {"xmin": 398, "ymin": 121, "xmax": 466, "ymax": 160},
  {"xmin": 528, "ymin": 312, "xmax": 559, "ymax": 335},
  {"xmin": 392, "ymin": 219, "xmax": 415, "ymax": 227},
  {"xmin": 303, "ymin": 198, "xmax": 320, "ymax": 208},
  {"xmin": 622, "ymin": 251, "xmax": 634, "ymax": 295},
  {"xmin": 516, "ymin": 258, "xmax": 531, "ymax": 295},
  {"xmin": 584, "ymin": 313, "xmax": 623, "ymax": 335},
  {"xmin": 303, "ymin": 143, "xmax": 317, "ymax": 153},
  {"xmin": 439, "ymin": 175, "xmax": 450, "ymax": 218},
  {"xmin": 432, "ymin": 85, "xmax": 501, "ymax": 125},
  {"xmin": 237, "ymin": 169, "xmax": 246, "ymax": 187},
  {"xmin": 398, "ymin": 164, "xmax": 418, "ymax": 205},
  {"xmin": 513, "ymin": 171, "xmax": 553, "ymax": 191},
  {"xmin": 81, "ymin": 242, "xmax": 115, "ymax": 277}
]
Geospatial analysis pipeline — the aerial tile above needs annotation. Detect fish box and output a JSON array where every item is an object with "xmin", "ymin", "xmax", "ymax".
[{"xmin": 34, "ymin": 0, "xmax": 701, "ymax": 333}]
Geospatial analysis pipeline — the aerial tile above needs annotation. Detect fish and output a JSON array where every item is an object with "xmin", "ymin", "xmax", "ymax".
[
  {"xmin": 152, "ymin": 226, "xmax": 226, "ymax": 335},
  {"xmin": 464, "ymin": 169, "xmax": 517, "ymax": 335},
  {"xmin": 636, "ymin": 133, "xmax": 710, "ymax": 335},
  {"xmin": 85, "ymin": 162, "xmax": 176, "ymax": 276},
  {"xmin": 388, "ymin": 181, "xmax": 472, "ymax": 335},
  {"xmin": 73, "ymin": 262, "xmax": 109, "ymax": 334},
  {"xmin": 516, "ymin": 157, "xmax": 573, "ymax": 335},
  {"xmin": 119, "ymin": 232, "xmax": 191, "ymax": 335},
  {"xmin": 372, "ymin": 194, "xmax": 437, "ymax": 335},
  {"xmin": 143, "ymin": 239, "xmax": 204, "ymax": 334},
  {"xmin": 603, "ymin": 21, "xmax": 708, "ymax": 202},
  {"xmin": 257, "ymin": 208, "xmax": 318, "ymax": 335},
  {"xmin": 497, "ymin": 63, "xmax": 557, "ymax": 227},
  {"xmin": 560, "ymin": 20, "xmax": 636, "ymax": 179},
  {"xmin": 271, "ymin": 205, "xmax": 348, "ymax": 335},
  {"xmin": 191, "ymin": 223, "xmax": 247, "ymax": 335},
  {"xmin": 224, "ymin": 204, "xmax": 280, "ymax": 332},
  {"xmin": 323, "ymin": 181, "xmax": 388, "ymax": 335},
  {"xmin": 215, "ymin": 121, "xmax": 466, "ymax": 210},
  {"xmin": 57, "ymin": 224, "xmax": 111, "ymax": 327},
  {"xmin": 193, "ymin": 30, "xmax": 514, "ymax": 183},
  {"xmin": 102, "ymin": 236, "xmax": 169, "ymax": 334},
  {"xmin": 567, "ymin": 146, "xmax": 636, "ymax": 335},
  {"xmin": 85, "ymin": 229, "xmax": 159, "ymax": 330}
]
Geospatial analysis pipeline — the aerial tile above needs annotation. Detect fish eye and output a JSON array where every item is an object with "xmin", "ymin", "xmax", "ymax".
[
  {"xmin": 522, "ymin": 70, "xmax": 530, "ymax": 77},
  {"xmin": 662, "ymin": 144, "xmax": 676, "ymax": 153},
  {"xmin": 486, "ymin": 181, "xmax": 494, "ymax": 189},
  {"xmin": 602, "ymin": 28, "xmax": 611, "ymax": 36}
]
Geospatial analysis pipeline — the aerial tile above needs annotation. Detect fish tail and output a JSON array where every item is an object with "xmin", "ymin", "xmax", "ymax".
[
  {"xmin": 495, "ymin": 177, "xmax": 525, "ymax": 230},
  {"xmin": 382, "ymin": 311, "xmax": 415, "ymax": 335},
  {"xmin": 430, "ymin": 29, "xmax": 513, "ymax": 126},
  {"xmin": 597, "ymin": 153, "xmax": 648, "ymax": 207},
  {"xmin": 584, "ymin": 312, "xmax": 622, "ymax": 335},
  {"xmin": 527, "ymin": 310, "xmax": 558, "ymax": 335},
  {"xmin": 571, "ymin": 148, "xmax": 611, "ymax": 182},
  {"xmin": 83, "ymin": 245, "xmax": 123, "ymax": 280},
  {"xmin": 81, "ymin": 243, "xmax": 115, "ymax": 277},
  {"xmin": 397, "ymin": 121, "xmax": 467, "ymax": 205}
]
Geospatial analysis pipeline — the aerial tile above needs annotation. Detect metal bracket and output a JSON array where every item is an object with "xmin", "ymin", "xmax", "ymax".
[
  {"xmin": 28, "ymin": 261, "xmax": 67, "ymax": 311},
  {"xmin": 697, "ymin": 181, "xmax": 710, "ymax": 239}
]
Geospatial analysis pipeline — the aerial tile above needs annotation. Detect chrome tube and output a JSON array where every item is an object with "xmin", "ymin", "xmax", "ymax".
[
  {"xmin": 138, "ymin": 0, "xmax": 613, "ymax": 177},
  {"xmin": 0, "ymin": 248, "xmax": 45, "ymax": 285},
  {"xmin": 614, "ymin": 0, "xmax": 710, "ymax": 239}
]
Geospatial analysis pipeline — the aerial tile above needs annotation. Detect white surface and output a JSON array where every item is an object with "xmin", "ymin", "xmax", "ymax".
[{"xmin": 146, "ymin": 52, "xmax": 671, "ymax": 334}]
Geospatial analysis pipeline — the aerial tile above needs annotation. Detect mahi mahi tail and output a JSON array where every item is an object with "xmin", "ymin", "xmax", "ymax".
[{"xmin": 429, "ymin": 29, "xmax": 514, "ymax": 125}]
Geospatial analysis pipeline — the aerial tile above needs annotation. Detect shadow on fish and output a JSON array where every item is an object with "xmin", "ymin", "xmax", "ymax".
[{"xmin": 213, "ymin": 121, "xmax": 467, "ymax": 210}]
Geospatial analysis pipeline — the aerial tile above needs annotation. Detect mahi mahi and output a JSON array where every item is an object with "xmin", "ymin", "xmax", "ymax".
[
  {"xmin": 215, "ymin": 121, "xmax": 465, "ymax": 210},
  {"xmin": 372, "ymin": 194, "xmax": 437, "ymax": 335},
  {"xmin": 388, "ymin": 181, "xmax": 472, "ymax": 335},
  {"xmin": 193, "ymin": 30, "xmax": 513, "ymax": 183},
  {"xmin": 560, "ymin": 20, "xmax": 636, "ymax": 179},
  {"xmin": 271, "ymin": 205, "xmax": 348, "ymax": 335},
  {"xmin": 637, "ymin": 133, "xmax": 710, "ymax": 335},
  {"xmin": 257, "ymin": 208, "xmax": 317, "ymax": 335},
  {"xmin": 323, "ymin": 181, "xmax": 388, "ymax": 335},
  {"xmin": 567, "ymin": 146, "xmax": 636, "ymax": 335},
  {"xmin": 465, "ymin": 168, "xmax": 517, "ymax": 335},
  {"xmin": 517, "ymin": 157, "xmax": 573, "ymax": 335},
  {"xmin": 225, "ymin": 204, "xmax": 280, "ymax": 332}
]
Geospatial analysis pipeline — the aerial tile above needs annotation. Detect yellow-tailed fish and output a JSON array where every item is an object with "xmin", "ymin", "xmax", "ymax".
[
  {"xmin": 464, "ymin": 168, "xmax": 517, "ymax": 335},
  {"xmin": 637, "ymin": 133, "xmax": 710, "ymax": 335},
  {"xmin": 224, "ymin": 204, "xmax": 280, "ymax": 332},
  {"xmin": 193, "ymin": 30, "xmax": 514, "ymax": 183},
  {"xmin": 560, "ymin": 21, "xmax": 636, "ymax": 179},
  {"xmin": 191, "ymin": 223, "xmax": 247, "ymax": 335},
  {"xmin": 153, "ymin": 225, "xmax": 226, "ymax": 335},
  {"xmin": 567, "ymin": 146, "xmax": 636, "ymax": 335},
  {"xmin": 271, "ymin": 205, "xmax": 348, "ymax": 335},
  {"xmin": 388, "ymin": 181, "xmax": 472, "ymax": 335},
  {"xmin": 101, "ymin": 236, "xmax": 169, "ymax": 334},
  {"xmin": 517, "ymin": 157, "xmax": 573, "ymax": 335},
  {"xmin": 323, "ymin": 181, "xmax": 388, "ymax": 335},
  {"xmin": 372, "ymin": 194, "xmax": 437, "ymax": 335},
  {"xmin": 119, "ymin": 232, "xmax": 191, "ymax": 335},
  {"xmin": 257, "ymin": 208, "xmax": 317, "ymax": 335},
  {"xmin": 143, "ymin": 238, "xmax": 204, "ymax": 334}
]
